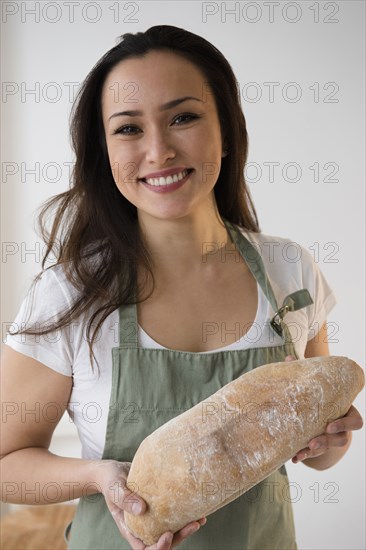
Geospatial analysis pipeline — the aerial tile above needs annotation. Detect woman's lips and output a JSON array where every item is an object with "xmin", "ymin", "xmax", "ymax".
[{"xmin": 140, "ymin": 169, "xmax": 193, "ymax": 193}]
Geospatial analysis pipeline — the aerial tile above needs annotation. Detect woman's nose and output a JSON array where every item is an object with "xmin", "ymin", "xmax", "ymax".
[{"xmin": 144, "ymin": 131, "xmax": 176, "ymax": 164}]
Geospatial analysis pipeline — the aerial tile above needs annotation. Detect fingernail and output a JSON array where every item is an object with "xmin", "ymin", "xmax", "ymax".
[
  {"xmin": 328, "ymin": 424, "xmax": 337, "ymax": 433},
  {"xmin": 312, "ymin": 442, "xmax": 320, "ymax": 450},
  {"xmin": 132, "ymin": 502, "xmax": 142, "ymax": 514}
]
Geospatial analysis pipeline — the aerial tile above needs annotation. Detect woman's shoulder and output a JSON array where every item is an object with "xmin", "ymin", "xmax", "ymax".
[
  {"xmin": 34, "ymin": 262, "xmax": 79, "ymax": 295},
  {"xmin": 35, "ymin": 240, "xmax": 105, "ymax": 297},
  {"xmin": 233, "ymin": 224, "xmax": 328, "ymax": 303},
  {"xmin": 237, "ymin": 225, "xmax": 301, "ymax": 247},
  {"xmin": 17, "ymin": 264, "xmax": 77, "ymax": 324},
  {"xmin": 235, "ymin": 225, "xmax": 314, "ymax": 268}
]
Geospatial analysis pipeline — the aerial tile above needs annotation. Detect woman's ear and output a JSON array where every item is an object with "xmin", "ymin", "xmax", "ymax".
[{"xmin": 222, "ymin": 138, "xmax": 229, "ymax": 158}]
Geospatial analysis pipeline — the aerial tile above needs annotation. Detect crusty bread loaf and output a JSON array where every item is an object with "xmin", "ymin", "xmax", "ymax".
[{"xmin": 124, "ymin": 356, "xmax": 364, "ymax": 544}]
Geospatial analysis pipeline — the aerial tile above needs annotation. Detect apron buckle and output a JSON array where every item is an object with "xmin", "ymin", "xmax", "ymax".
[
  {"xmin": 270, "ymin": 305, "xmax": 289, "ymax": 336},
  {"xmin": 270, "ymin": 288, "xmax": 314, "ymax": 337}
]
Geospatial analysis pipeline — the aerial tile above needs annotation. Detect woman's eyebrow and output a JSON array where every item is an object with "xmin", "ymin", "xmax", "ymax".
[{"xmin": 108, "ymin": 96, "xmax": 203, "ymax": 121}]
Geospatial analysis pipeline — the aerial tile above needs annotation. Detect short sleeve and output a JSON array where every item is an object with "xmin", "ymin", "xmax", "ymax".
[
  {"xmin": 4, "ymin": 267, "xmax": 74, "ymax": 376},
  {"xmin": 300, "ymin": 246, "xmax": 338, "ymax": 341}
]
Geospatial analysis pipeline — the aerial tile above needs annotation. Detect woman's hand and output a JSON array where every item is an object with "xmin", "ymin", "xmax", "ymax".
[
  {"xmin": 93, "ymin": 459, "xmax": 207, "ymax": 549},
  {"xmin": 292, "ymin": 405, "xmax": 363, "ymax": 464},
  {"xmin": 283, "ymin": 355, "xmax": 364, "ymax": 465}
]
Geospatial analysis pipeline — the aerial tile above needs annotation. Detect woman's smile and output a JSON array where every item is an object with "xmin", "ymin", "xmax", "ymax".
[{"xmin": 139, "ymin": 168, "xmax": 194, "ymax": 193}]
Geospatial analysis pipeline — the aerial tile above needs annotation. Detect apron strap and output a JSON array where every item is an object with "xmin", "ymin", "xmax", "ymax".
[
  {"xmin": 118, "ymin": 302, "xmax": 138, "ymax": 347},
  {"xmin": 224, "ymin": 219, "xmax": 281, "ymax": 313},
  {"xmin": 223, "ymin": 219, "xmax": 314, "ymax": 344}
]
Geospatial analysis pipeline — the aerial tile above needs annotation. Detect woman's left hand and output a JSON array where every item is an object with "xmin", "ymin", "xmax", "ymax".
[{"xmin": 292, "ymin": 405, "xmax": 364, "ymax": 463}]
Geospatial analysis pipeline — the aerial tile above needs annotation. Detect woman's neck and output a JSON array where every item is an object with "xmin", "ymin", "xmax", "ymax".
[{"xmin": 137, "ymin": 210, "xmax": 235, "ymax": 277}]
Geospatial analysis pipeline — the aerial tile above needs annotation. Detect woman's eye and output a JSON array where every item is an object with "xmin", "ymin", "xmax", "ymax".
[
  {"xmin": 173, "ymin": 113, "xmax": 199, "ymax": 125},
  {"xmin": 113, "ymin": 125, "xmax": 140, "ymax": 136}
]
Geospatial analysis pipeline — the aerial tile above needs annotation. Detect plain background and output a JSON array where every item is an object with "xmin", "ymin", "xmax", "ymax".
[{"xmin": 1, "ymin": 1, "xmax": 365, "ymax": 548}]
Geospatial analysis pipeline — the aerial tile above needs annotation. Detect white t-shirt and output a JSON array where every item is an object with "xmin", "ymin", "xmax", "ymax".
[{"xmin": 4, "ymin": 227, "xmax": 337, "ymax": 460}]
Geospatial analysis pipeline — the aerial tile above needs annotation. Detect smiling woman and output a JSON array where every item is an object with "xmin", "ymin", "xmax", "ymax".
[{"xmin": 1, "ymin": 24, "xmax": 363, "ymax": 550}]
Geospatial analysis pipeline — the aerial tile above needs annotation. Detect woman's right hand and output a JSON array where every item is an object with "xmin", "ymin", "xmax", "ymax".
[{"xmin": 94, "ymin": 459, "xmax": 206, "ymax": 550}]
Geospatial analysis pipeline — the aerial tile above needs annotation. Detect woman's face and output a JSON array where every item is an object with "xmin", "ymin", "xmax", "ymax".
[{"xmin": 101, "ymin": 50, "xmax": 226, "ymax": 223}]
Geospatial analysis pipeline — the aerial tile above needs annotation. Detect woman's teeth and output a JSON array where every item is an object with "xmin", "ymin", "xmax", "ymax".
[{"xmin": 143, "ymin": 169, "xmax": 190, "ymax": 186}]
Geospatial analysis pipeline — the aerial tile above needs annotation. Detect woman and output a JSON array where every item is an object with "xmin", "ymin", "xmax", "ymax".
[{"xmin": 1, "ymin": 25, "xmax": 363, "ymax": 550}]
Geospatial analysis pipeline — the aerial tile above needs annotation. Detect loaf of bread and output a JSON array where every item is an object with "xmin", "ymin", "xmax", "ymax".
[{"xmin": 124, "ymin": 356, "xmax": 364, "ymax": 544}]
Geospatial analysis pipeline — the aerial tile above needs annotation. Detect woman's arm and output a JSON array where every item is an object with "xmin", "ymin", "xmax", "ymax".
[
  {"xmin": 0, "ymin": 345, "xmax": 108, "ymax": 504},
  {"xmin": 292, "ymin": 322, "xmax": 363, "ymax": 471},
  {"xmin": 0, "ymin": 345, "xmax": 207, "ymax": 549}
]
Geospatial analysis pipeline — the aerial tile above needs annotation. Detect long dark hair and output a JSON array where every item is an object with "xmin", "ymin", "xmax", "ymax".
[{"xmin": 9, "ymin": 25, "xmax": 260, "ymax": 372}]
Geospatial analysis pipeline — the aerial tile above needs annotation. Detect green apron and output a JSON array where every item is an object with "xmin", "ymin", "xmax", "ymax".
[{"xmin": 66, "ymin": 219, "xmax": 313, "ymax": 550}]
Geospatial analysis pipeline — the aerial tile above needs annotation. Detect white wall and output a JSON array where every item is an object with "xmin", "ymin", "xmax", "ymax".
[{"xmin": 1, "ymin": 1, "xmax": 364, "ymax": 548}]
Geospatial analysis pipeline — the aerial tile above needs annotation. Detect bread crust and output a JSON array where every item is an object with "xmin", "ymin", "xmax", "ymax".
[{"xmin": 124, "ymin": 356, "xmax": 365, "ymax": 544}]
